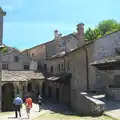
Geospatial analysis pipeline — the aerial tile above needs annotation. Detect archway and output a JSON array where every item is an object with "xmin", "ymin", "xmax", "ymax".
[
  {"xmin": 27, "ymin": 82, "xmax": 40, "ymax": 102},
  {"xmin": 2, "ymin": 83, "xmax": 15, "ymax": 111}
]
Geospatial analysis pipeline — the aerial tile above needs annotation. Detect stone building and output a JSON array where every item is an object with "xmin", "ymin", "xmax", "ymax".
[
  {"xmin": 21, "ymin": 25, "xmax": 80, "ymax": 72},
  {"xmin": 1, "ymin": 49, "xmax": 44, "ymax": 111},
  {"xmin": 90, "ymin": 30, "xmax": 120, "ymax": 92},
  {"xmin": 47, "ymin": 41, "xmax": 95, "ymax": 111},
  {"xmin": 21, "ymin": 23, "xmax": 97, "ymax": 111}
]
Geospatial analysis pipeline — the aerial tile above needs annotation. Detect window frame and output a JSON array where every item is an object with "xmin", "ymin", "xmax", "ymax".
[
  {"xmin": 14, "ymin": 56, "xmax": 19, "ymax": 62},
  {"xmin": 2, "ymin": 63, "xmax": 8, "ymax": 70},
  {"xmin": 23, "ymin": 64, "xmax": 29, "ymax": 70}
]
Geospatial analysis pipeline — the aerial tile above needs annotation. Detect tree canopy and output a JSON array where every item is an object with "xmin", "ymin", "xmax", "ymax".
[
  {"xmin": 85, "ymin": 19, "xmax": 120, "ymax": 41},
  {"xmin": 1, "ymin": 47, "xmax": 8, "ymax": 54}
]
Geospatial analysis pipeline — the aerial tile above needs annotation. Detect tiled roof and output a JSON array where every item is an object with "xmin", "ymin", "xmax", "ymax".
[
  {"xmin": 45, "ymin": 72, "xmax": 71, "ymax": 82},
  {"xmin": 21, "ymin": 33, "xmax": 77, "ymax": 53},
  {"xmin": 2, "ymin": 70, "xmax": 44, "ymax": 82},
  {"xmin": 47, "ymin": 41, "xmax": 93, "ymax": 60},
  {"xmin": 90, "ymin": 56, "xmax": 120, "ymax": 66}
]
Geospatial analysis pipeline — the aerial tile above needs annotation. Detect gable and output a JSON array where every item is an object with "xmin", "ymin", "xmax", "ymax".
[{"xmin": 2, "ymin": 49, "xmax": 35, "ymax": 63}]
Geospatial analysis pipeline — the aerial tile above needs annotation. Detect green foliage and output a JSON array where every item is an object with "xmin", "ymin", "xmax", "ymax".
[
  {"xmin": 85, "ymin": 19, "xmax": 120, "ymax": 41},
  {"xmin": 1, "ymin": 47, "xmax": 8, "ymax": 54}
]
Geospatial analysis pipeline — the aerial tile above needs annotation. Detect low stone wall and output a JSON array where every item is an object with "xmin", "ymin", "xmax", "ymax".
[{"xmin": 71, "ymin": 91, "xmax": 105, "ymax": 116}]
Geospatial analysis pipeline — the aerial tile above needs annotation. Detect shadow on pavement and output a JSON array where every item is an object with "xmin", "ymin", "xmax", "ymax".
[{"xmin": 39, "ymin": 99, "xmax": 78, "ymax": 116}]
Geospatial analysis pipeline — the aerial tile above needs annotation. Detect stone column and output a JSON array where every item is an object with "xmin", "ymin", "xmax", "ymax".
[
  {"xmin": 19, "ymin": 82, "xmax": 23, "ymax": 99},
  {"xmin": 39, "ymin": 80, "xmax": 44, "ymax": 96},
  {"xmin": 0, "ymin": 8, "xmax": 6, "ymax": 111}
]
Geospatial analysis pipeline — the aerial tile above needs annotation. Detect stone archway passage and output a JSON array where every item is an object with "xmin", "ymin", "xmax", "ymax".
[
  {"xmin": 2, "ymin": 83, "xmax": 15, "ymax": 112},
  {"xmin": 27, "ymin": 82, "xmax": 40, "ymax": 102}
]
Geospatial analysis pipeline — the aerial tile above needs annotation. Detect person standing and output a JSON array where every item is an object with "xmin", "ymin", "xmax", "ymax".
[
  {"xmin": 38, "ymin": 95, "xmax": 42, "ymax": 112},
  {"xmin": 25, "ymin": 96, "xmax": 32, "ymax": 118},
  {"xmin": 13, "ymin": 94, "xmax": 23, "ymax": 118}
]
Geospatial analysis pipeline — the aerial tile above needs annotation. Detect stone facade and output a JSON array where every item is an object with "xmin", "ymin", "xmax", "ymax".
[
  {"xmin": 92, "ymin": 31, "xmax": 120, "ymax": 92},
  {"xmin": 2, "ymin": 49, "xmax": 38, "ymax": 71},
  {"xmin": 1, "ymin": 49, "xmax": 44, "ymax": 111}
]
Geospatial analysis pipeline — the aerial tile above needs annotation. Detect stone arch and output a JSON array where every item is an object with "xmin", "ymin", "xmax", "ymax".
[
  {"xmin": 2, "ymin": 83, "xmax": 15, "ymax": 111},
  {"xmin": 27, "ymin": 81, "xmax": 40, "ymax": 102}
]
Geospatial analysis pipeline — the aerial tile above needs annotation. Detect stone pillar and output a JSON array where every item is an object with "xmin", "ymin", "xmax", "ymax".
[
  {"xmin": 14, "ymin": 84, "xmax": 18, "ymax": 97},
  {"xmin": 19, "ymin": 82, "xmax": 23, "ymax": 99},
  {"xmin": 0, "ymin": 8, "xmax": 6, "ymax": 111},
  {"xmin": 39, "ymin": 81, "xmax": 44, "ymax": 96},
  {"xmin": 52, "ymin": 82, "xmax": 56, "ymax": 99}
]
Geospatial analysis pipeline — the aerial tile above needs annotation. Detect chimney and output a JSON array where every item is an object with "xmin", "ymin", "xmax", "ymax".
[
  {"xmin": 76, "ymin": 23, "xmax": 84, "ymax": 47},
  {"xmin": 54, "ymin": 30, "xmax": 59, "ymax": 39}
]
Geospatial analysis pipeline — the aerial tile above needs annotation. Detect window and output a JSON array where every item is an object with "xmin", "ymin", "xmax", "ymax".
[
  {"xmin": 44, "ymin": 64, "xmax": 47, "ymax": 71},
  {"xmin": 14, "ymin": 56, "xmax": 19, "ymax": 62},
  {"xmin": 58, "ymin": 64, "xmax": 60, "ymax": 71},
  {"xmin": 67, "ymin": 61, "xmax": 70, "ymax": 70},
  {"xmin": 24, "ymin": 65, "xmax": 29, "ymax": 70},
  {"xmin": 26, "ymin": 52, "xmax": 28, "ymax": 56},
  {"xmin": 2, "ymin": 64, "xmax": 8, "ymax": 70},
  {"xmin": 32, "ymin": 53, "xmax": 34, "ymax": 57},
  {"xmin": 51, "ymin": 66, "xmax": 53, "ymax": 73},
  {"xmin": 28, "ymin": 83, "xmax": 32, "ymax": 92},
  {"xmin": 61, "ymin": 64, "xmax": 64, "ymax": 70}
]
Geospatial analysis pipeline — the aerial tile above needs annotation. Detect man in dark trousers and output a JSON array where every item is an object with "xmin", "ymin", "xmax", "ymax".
[
  {"xmin": 13, "ymin": 94, "xmax": 23, "ymax": 118},
  {"xmin": 38, "ymin": 95, "xmax": 42, "ymax": 112}
]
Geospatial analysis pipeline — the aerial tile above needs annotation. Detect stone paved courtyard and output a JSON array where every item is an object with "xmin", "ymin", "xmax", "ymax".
[{"xmin": 0, "ymin": 101, "xmax": 116, "ymax": 120}]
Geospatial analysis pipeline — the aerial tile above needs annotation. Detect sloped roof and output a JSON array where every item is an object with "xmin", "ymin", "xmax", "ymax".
[
  {"xmin": 90, "ymin": 56, "xmax": 120, "ymax": 66},
  {"xmin": 2, "ymin": 70, "xmax": 44, "ymax": 82},
  {"xmin": 47, "ymin": 41, "xmax": 93, "ymax": 60},
  {"xmin": 45, "ymin": 72, "xmax": 71, "ymax": 83},
  {"xmin": 2, "ymin": 48, "xmax": 37, "ymax": 61},
  {"xmin": 21, "ymin": 33, "xmax": 78, "ymax": 53}
]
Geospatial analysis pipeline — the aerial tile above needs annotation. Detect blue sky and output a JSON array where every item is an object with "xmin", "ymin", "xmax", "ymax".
[{"xmin": 1, "ymin": 0, "xmax": 120, "ymax": 50}]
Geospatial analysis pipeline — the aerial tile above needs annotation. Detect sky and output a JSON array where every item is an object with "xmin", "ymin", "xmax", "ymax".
[{"xmin": 0, "ymin": 0, "xmax": 120, "ymax": 50}]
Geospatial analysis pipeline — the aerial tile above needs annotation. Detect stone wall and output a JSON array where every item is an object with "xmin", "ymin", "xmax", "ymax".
[
  {"xmin": 71, "ymin": 92, "xmax": 105, "ymax": 116},
  {"xmin": 44, "ymin": 81, "xmax": 70, "ymax": 104},
  {"xmin": 2, "ymin": 50, "xmax": 37, "ymax": 71},
  {"xmin": 92, "ymin": 31, "xmax": 120, "ymax": 91}
]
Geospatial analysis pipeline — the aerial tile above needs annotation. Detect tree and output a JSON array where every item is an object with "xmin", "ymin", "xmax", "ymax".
[
  {"xmin": 84, "ymin": 28, "xmax": 100, "ymax": 41},
  {"xmin": 97, "ymin": 19, "xmax": 120, "ymax": 36},
  {"xmin": 85, "ymin": 19, "xmax": 120, "ymax": 41},
  {"xmin": 1, "ymin": 47, "xmax": 8, "ymax": 54}
]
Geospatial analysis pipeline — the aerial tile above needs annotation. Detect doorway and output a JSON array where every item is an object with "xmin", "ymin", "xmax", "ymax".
[
  {"xmin": 56, "ymin": 88, "xmax": 60, "ymax": 100},
  {"xmin": 48, "ymin": 86, "xmax": 52, "ymax": 97},
  {"xmin": 2, "ymin": 83, "xmax": 15, "ymax": 111}
]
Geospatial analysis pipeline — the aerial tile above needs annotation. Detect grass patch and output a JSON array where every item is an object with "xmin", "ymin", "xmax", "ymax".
[{"xmin": 34, "ymin": 112, "xmax": 115, "ymax": 120}]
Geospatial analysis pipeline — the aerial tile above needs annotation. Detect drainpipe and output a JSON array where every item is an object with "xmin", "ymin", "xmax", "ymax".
[
  {"xmin": 64, "ymin": 39, "xmax": 67, "ymax": 73},
  {"xmin": 83, "ymin": 47, "xmax": 89, "ymax": 91}
]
